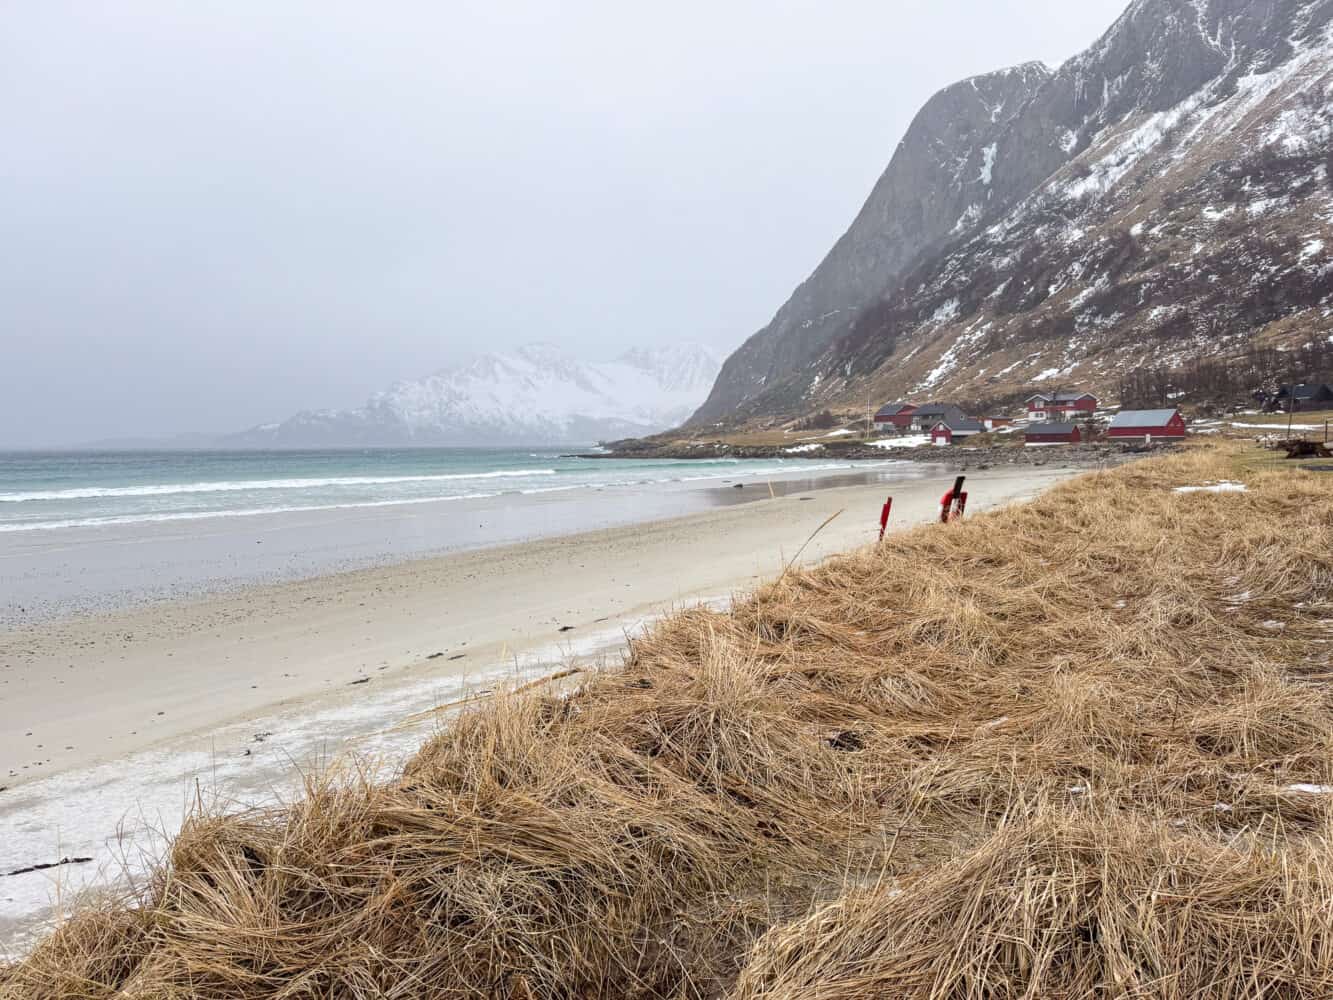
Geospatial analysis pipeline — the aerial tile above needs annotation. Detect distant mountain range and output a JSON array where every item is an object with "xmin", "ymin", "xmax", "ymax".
[
  {"xmin": 222, "ymin": 342, "xmax": 722, "ymax": 447},
  {"xmin": 693, "ymin": 0, "xmax": 1333, "ymax": 426}
]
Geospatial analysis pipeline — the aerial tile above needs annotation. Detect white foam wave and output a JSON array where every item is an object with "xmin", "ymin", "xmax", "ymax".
[
  {"xmin": 0, "ymin": 459, "xmax": 915, "ymax": 533},
  {"xmin": 0, "ymin": 469, "xmax": 557, "ymax": 503},
  {"xmin": 0, "ymin": 493, "xmax": 504, "ymax": 532}
]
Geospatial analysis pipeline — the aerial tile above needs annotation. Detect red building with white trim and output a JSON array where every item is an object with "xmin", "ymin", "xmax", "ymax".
[
  {"xmin": 1106, "ymin": 408, "xmax": 1186, "ymax": 440},
  {"xmin": 1026, "ymin": 391, "xmax": 1099, "ymax": 421},
  {"xmin": 930, "ymin": 418, "xmax": 985, "ymax": 446}
]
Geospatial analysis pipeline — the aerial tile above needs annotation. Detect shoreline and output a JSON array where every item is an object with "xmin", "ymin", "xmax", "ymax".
[
  {"xmin": 579, "ymin": 439, "xmax": 1169, "ymax": 464},
  {"xmin": 0, "ymin": 460, "xmax": 934, "ymax": 627},
  {"xmin": 0, "ymin": 464, "xmax": 1083, "ymax": 955}
]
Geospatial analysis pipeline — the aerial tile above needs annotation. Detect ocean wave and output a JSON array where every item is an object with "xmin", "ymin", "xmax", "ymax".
[
  {"xmin": 0, "ymin": 469, "xmax": 557, "ymax": 503},
  {"xmin": 0, "ymin": 492, "xmax": 507, "ymax": 532},
  {"xmin": 0, "ymin": 459, "xmax": 915, "ymax": 532}
]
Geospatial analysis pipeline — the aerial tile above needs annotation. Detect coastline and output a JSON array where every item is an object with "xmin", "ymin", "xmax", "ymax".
[
  {"xmin": 581, "ymin": 438, "xmax": 1168, "ymax": 464},
  {"xmin": 1, "ymin": 464, "xmax": 1081, "ymax": 955},
  {"xmin": 0, "ymin": 458, "xmax": 934, "ymax": 626}
]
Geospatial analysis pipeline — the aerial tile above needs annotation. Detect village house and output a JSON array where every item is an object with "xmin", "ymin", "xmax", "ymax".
[
  {"xmin": 909, "ymin": 403, "xmax": 969, "ymax": 431},
  {"xmin": 1273, "ymin": 383, "xmax": 1333, "ymax": 411},
  {"xmin": 930, "ymin": 417, "xmax": 985, "ymax": 446},
  {"xmin": 1025, "ymin": 422, "xmax": 1082, "ymax": 446},
  {"xmin": 873, "ymin": 402, "xmax": 918, "ymax": 429},
  {"xmin": 1107, "ymin": 408, "xmax": 1187, "ymax": 440},
  {"xmin": 1026, "ymin": 391, "xmax": 1099, "ymax": 422}
]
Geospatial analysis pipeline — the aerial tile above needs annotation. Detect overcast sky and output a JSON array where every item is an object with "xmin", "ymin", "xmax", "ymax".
[{"xmin": 1, "ymin": 1, "xmax": 1129, "ymax": 446}]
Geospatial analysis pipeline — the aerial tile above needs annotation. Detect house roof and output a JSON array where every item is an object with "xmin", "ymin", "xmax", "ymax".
[
  {"xmin": 913, "ymin": 403, "xmax": 967, "ymax": 418},
  {"xmin": 934, "ymin": 418, "xmax": 985, "ymax": 433},
  {"xmin": 874, "ymin": 402, "xmax": 916, "ymax": 417},
  {"xmin": 1027, "ymin": 422, "xmax": 1079, "ymax": 435},
  {"xmin": 1279, "ymin": 383, "xmax": 1332, "ymax": 399},
  {"xmin": 1108, "ymin": 408, "xmax": 1180, "ymax": 428},
  {"xmin": 1027, "ymin": 391, "xmax": 1096, "ymax": 404}
]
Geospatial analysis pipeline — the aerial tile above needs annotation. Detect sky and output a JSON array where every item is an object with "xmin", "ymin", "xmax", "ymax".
[{"xmin": 1, "ymin": 1, "xmax": 1129, "ymax": 446}]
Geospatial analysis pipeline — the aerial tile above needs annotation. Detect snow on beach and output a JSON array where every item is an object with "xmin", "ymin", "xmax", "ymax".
[{"xmin": 0, "ymin": 611, "xmax": 700, "ymax": 960}]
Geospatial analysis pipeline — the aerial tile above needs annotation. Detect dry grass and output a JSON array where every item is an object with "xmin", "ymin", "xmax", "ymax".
[{"xmin": 4, "ymin": 443, "xmax": 1332, "ymax": 999}]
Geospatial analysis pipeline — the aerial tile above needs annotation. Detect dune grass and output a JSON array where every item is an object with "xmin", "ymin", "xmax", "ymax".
[{"xmin": 4, "ymin": 443, "xmax": 1332, "ymax": 999}]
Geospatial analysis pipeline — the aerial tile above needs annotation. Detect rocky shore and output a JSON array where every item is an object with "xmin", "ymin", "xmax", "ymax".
[{"xmin": 578, "ymin": 439, "xmax": 1172, "ymax": 469}]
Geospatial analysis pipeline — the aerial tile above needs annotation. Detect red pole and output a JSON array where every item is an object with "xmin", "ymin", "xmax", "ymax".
[{"xmin": 878, "ymin": 497, "xmax": 893, "ymax": 541}]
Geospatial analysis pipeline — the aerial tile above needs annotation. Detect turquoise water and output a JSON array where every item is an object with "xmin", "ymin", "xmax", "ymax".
[{"xmin": 0, "ymin": 448, "xmax": 903, "ymax": 534}]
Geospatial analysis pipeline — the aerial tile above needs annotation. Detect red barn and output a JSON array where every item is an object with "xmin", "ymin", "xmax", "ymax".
[
  {"xmin": 874, "ymin": 402, "xmax": 917, "ymax": 429},
  {"xmin": 1107, "ymin": 408, "xmax": 1186, "ymax": 440},
  {"xmin": 1025, "ymin": 422, "xmax": 1082, "ymax": 445},
  {"xmin": 1027, "ymin": 391, "xmax": 1099, "ymax": 421}
]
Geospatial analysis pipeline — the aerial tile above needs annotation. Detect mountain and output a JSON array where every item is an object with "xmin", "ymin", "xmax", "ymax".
[
  {"xmin": 228, "ymin": 343, "xmax": 722, "ymax": 447},
  {"xmin": 693, "ymin": 0, "xmax": 1333, "ymax": 426}
]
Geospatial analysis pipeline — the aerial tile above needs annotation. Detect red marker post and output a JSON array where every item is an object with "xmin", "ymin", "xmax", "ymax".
[
  {"xmin": 878, "ymin": 497, "xmax": 893, "ymax": 541},
  {"xmin": 940, "ymin": 475, "xmax": 968, "ymax": 523}
]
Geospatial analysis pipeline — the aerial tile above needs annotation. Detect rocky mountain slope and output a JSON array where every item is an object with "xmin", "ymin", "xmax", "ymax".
[
  {"xmin": 230, "ymin": 343, "xmax": 721, "ymax": 447},
  {"xmin": 693, "ymin": 0, "xmax": 1333, "ymax": 425}
]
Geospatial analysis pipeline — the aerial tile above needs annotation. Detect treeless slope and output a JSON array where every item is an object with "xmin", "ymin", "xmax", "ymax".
[{"xmin": 4, "ymin": 444, "xmax": 1332, "ymax": 999}]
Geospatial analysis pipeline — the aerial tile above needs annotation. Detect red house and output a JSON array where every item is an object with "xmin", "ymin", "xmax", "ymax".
[
  {"xmin": 930, "ymin": 418, "xmax": 985, "ymax": 445},
  {"xmin": 1025, "ymin": 422, "xmax": 1082, "ymax": 445},
  {"xmin": 1027, "ymin": 391, "xmax": 1099, "ymax": 421},
  {"xmin": 1107, "ymin": 408, "xmax": 1187, "ymax": 440},
  {"xmin": 874, "ymin": 402, "xmax": 917, "ymax": 429}
]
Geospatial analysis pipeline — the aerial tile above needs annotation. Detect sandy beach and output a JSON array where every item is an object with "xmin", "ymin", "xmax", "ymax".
[
  {"xmin": 1, "ymin": 465, "xmax": 1079, "ymax": 786},
  {"xmin": 1, "ymin": 464, "xmax": 1081, "ymax": 954}
]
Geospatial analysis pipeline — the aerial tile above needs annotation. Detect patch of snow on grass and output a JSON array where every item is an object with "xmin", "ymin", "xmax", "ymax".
[
  {"xmin": 870, "ymin": 434, "xmax": 931, "ymax": 449},
  {"xmin": 1248, "ymin": 196, "xmax": 1287, "ymax": 217},
  {"xmin": 1173, "ymin": 482, "xmax": 1248, "ymax": 493},
  {"xmin": 1231, "ymin": 421, "xmax": 1322, "ymax": 430},
  {"xmin": 784, "ymin": 443, "xmax": 823, "ymax": 454},
  {"xmin": 916, "ymin": 319, "xmax": 989, "ymax": 391}
]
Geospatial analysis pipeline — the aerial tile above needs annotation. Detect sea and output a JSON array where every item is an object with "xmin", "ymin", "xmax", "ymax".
[
  {"xmin": 0, "ymin": 447, "xmax": 928, "ymax": 620},
  {"xmin": 0, "ymin": 447, "xmax": 919, "ymax": 533}
]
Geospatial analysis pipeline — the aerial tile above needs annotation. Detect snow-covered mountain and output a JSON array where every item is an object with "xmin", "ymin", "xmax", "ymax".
[
  {"xmin": 229, "ymin": 343, "xmax": 722, "ymax": 447},
  {"xmin": 693, "ymin": 0, "xmax": 1333, "ymax": 425}
]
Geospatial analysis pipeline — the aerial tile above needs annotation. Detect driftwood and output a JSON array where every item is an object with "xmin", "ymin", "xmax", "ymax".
[{"xmin": 1281, "ymin": 439, "xmax": 1332, "ymax": 459}]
